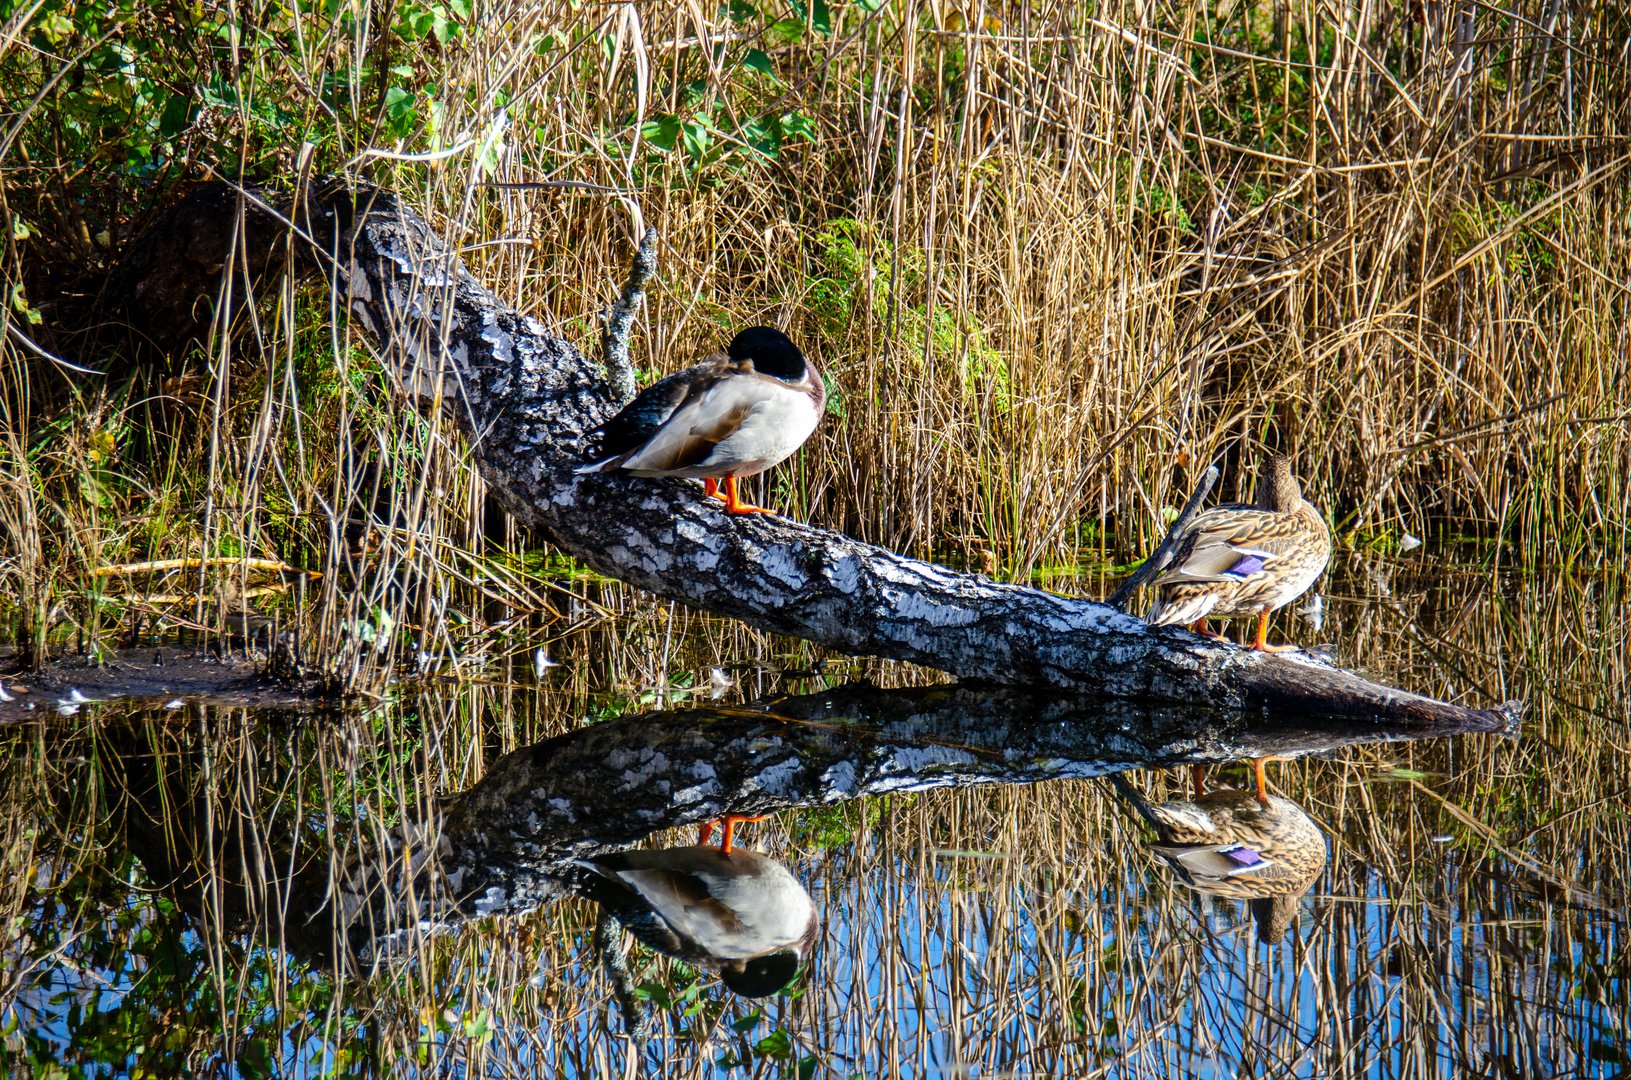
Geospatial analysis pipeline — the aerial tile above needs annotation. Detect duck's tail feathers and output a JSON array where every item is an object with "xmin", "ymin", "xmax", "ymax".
[
  {"xmin": 574, "ymin": 456, "xmax": 622, "ymax": 475},
  {"xmin": 1143, "ymin": 591, "xmax": 1219, "ymax": 627}
]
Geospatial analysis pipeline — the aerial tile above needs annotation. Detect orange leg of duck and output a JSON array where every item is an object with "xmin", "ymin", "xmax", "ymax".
[
  {"xmin": 720, "ymin": 475, "xmax": 772, "ymax": 516},
  {"xmin": 1251, "ymin": 756, "xmax": 1290, "ymax": 806},
  {"xmin": 703, "ymin": 478, "xmax": 726, "ymax": 501},
  {"xmin": 1247, "ymin": 610, "xmax": 1298, "ymax": 653},
  {"xmin": 698, "ymin": 813, "xmax": 771, "ymax": 853},
  {"xmin": 1189, "ymin": 617, "xmax": 1227, "ymax": 641},
  {"xmin": 1190, "ymin": 764, "xmax": 1209, "ymax": 796}
]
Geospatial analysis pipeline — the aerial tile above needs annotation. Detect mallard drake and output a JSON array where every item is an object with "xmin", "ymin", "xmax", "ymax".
[
  {"xmin": 1144, "ymin": 454, "xmax": 1330, "ymax": 651},
  {"xmin": 576, "ymin": 326, "xmax": 825, "ymax": 515},
  {"xmin": 1110, "ymin": 772, "xmax": 1328, "ymax": 945},
  {"xmin": 568, "ymin": 845, "xmax": 818, "ymax": 997}
]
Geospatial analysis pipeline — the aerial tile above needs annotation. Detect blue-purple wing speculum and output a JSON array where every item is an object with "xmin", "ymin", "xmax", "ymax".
[
  {"xmin": 1224, "ymin": 554, "xmax": 1267, "ymax": 579},
  {"xmin": 1221, "ymin": 844, "xmax": 1267, "ymax": 867}
]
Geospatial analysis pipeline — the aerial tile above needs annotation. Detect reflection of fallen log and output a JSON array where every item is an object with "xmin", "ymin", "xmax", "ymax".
[
  {"xmin": 114, "ymin": 182, "xmax": 1518, "ymax": 725},
  {"xmin": 431, "ymin": 682, "xmax": 1517, "ymax": 925},
  {"xmin": 96, "ymin": 684, "xmax": 1514, "ymax": 967}
]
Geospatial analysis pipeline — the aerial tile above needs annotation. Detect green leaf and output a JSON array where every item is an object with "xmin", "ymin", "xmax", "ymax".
[
  {"xmin": 742, "ymin": 49, "xmax": 775, "ymax": 77},
  {"xmin": 768, "ymin": 17, "xmax": 805, "ymax": 43},
  {"xmin": 641, "ymin": 115, "xmax": 680, "ymax": 151},
  {"xmin": 755, "ymin": 1028, "xmax": 793, "ymax": 1057},
  {"xmin": 680, "ymin": 118, "xmax": 713, "ymax": 160},
  {"xmin": 383, "ymin": 86, "xmax": 418, "ymax": 136},
  {"xmin": 781, "ymin": 111, "xmax": 816, "ymax": 141},
  {"xmin": 158, "ymin": 91, "xmax": 195, "ymax": 139},
  {"xmin": 463, "ymin": 1009, "xmax": 495, "ymax": 1040},
  {"xmin": 789, "ymin": 0, "xmax": 832, "ymax": 33}
]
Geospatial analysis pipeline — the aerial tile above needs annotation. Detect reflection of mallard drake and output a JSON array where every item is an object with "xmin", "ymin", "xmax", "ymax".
[
  {"xmin": 1144, "ymin": 455, "xmax": 1330, "ymax": 651},
  {"xmin": 568, "ymin": 845, "xmax": 818, "ymax": 997},
  {"xmin": 1110, "ymin": 772, "xmax": 1328, "ymax": 944},
  {"xmin": 576, "ymin": 326, "xmax": 825, "ymax": 516}
]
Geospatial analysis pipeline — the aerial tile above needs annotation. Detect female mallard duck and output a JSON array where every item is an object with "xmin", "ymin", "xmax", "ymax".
[
  {"xmin": 576, "ymin": 326, "xmax": 825, "ymax": 516},
  {"xmin": 567, "ymin": 844, "xmax": 818, "ymax": 997},
  {"xmin": 1144, "ymin": 454, "xmax": 1330, "ymax": 651},
  {"xmin": 1109, "ymin": 771, "xmax": 1328, "ymax": 944}
]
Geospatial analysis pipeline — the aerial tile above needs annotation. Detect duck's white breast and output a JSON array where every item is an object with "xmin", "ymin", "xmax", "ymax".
[{"xmin": 685, "ymin": 381, "xmax": 822, "ymax": 478}]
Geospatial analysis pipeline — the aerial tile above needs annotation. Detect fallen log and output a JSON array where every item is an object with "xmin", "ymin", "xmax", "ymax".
[{"xmin": 110, "ymin": 180, "xmax": 1518, "ymax": 727}]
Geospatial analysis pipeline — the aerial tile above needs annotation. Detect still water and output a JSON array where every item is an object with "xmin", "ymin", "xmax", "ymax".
[{"xmin": 0, "ymin": 550, "xmax": 1624, "ymax": 1078}]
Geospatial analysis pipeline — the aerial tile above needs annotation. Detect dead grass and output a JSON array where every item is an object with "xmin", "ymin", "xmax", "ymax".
[{"xmin": 1, "ymin": 0, "xmax": 1628, "ymax": 686}]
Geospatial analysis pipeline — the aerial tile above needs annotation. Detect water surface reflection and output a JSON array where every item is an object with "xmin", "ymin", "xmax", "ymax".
[
  {"xmin": 0, "ymin": 669, "xmax": 1567, "ymax": 1075},
  {"xmin": 4, "ymin": 545, "xmax": 1629, "ymax": 1077},
  {"xmin": 1110, "ymin": 771, "xmax": 1328, "ymax": 945}
]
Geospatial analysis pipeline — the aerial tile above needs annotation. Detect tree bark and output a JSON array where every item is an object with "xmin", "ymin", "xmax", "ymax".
[{"xmin": 113, "ymin": 181, "xmax": 1519, "ymax": 726}]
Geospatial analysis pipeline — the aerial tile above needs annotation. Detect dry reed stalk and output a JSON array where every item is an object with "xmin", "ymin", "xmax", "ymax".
[{"xmin": 1, "ymin": 2, "xmax": 1628, "ymax": 682}]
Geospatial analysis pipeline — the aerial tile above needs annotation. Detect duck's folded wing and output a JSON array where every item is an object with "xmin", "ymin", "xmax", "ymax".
[
  {"xmin": 605, "ymin": 863, "xmax": 783, "ymax": 960},
  {"xmin": 614, "ymin": 377, "xmax": 763, "ymax": 473},
  {"xmin": 1144, "ymin": 801, "xmax": 1219, "ymax": 840},
  {"xmin": 1153, "ymin": 843, "xmax": 1278, "ymax": 884},
  {"xmin": 1153, "ymin": 531, "xmax": 1278, "ymax": 586},
  {"xmin": 579, "ymin": 357, "xmax": 739, "ymax": 469},
  {"xmin": 564, "ymin": 860, "xmax": 694, "ymax": 956}
]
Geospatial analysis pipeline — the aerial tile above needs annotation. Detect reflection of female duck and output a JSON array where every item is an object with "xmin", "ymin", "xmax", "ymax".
[
  {"xmin": 568, "ymin": 845, "xmax": 818, "ymax": 997},
  {"xmin": 1110, "ymin": 773, "xmax": 1328, "ymax": 944}
]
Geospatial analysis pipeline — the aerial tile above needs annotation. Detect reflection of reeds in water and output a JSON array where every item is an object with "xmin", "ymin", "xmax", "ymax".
[{"xmin": 0, "ymin": 552, "xmax": 1625, "ymax": 1075}]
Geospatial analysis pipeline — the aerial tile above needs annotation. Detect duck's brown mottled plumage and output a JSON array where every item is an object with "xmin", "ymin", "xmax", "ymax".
[
  {"xmin": 1145, "ymin": 790, "xmax": 1328, "ymax": 903},
  {"xmin": 1144, "ymin": 455, "xmax": 1331, "ymax": 650},
  {"xmin": 1145, "ymin": 787, "xmax": 1328, "ymax": 944}
]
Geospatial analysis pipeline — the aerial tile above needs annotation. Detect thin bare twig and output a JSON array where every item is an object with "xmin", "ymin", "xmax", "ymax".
[
  {"xmin": 1107, "ymin": 464, "xmax": 1220, "ymax": 612},
  {"xmin": 593, "ymin": 912, "xmax": 654, "ymax": 1048},
  {"xmin": 88, "ymin": 557, "xmax": 319, "ymax": 578}
]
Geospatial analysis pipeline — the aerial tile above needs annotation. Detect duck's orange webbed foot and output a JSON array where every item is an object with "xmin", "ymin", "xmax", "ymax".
[
  {"xmin": 1251, "ymin": 756, "xmax": 1291, "ymax": 806},
  {"xmin": 1245, "ymin": 610, "xmax": 1298, "ymax": 653},
  {"xmin": 721, "ymin": 475, "xmax": 773, "ymax": 516},
  {"xmin": 703, "ymin": 478, "xmax": 728, "ymax": 502}
]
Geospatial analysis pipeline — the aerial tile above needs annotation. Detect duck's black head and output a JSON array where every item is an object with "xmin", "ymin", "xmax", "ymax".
[
  {"xmin": 729, "ymin": 326, "xmax": 807, "ymax": 381},
  {"xmin": 719, "ymin": 948, "xmax": 802, "ymax": 998}
]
